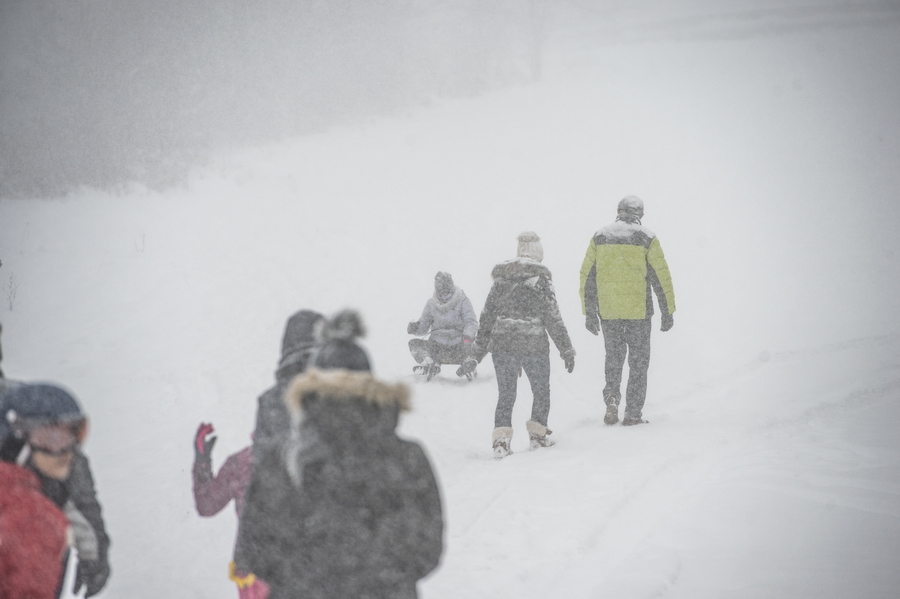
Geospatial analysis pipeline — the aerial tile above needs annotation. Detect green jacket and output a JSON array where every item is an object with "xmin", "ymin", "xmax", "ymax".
[{"xmin": 579, "ymin": 220, "xmax": 675, "ymax": 320}]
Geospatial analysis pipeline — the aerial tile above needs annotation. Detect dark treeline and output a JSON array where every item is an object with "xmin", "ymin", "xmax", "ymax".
[{"xmin": 0, "ymin": 0, "xmax": 547, "ymax": 198}]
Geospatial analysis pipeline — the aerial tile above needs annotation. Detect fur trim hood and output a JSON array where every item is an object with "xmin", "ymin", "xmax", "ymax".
[
  {"xmin": 285, "ymin": 368, "xmax": 411, "ymax": 416},
  {"xmin": 491, "ymin": 258, "xmax": 552, "ymax": 282}
]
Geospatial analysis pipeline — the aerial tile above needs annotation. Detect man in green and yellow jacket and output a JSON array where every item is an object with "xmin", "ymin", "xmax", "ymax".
[{"xmin": 579, "ymin": 196, "xmax": 676, "ymax": 426}]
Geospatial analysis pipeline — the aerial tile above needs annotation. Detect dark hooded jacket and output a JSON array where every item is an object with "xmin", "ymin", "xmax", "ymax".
[
  {"xmin": 473, "ymin": 258, "xmax": 575, "ymax": 359},
  {"xmin": 251, "ymin": 311, "xmax": 324, "ymax": 462},
  {"xmin": 234, "ymin": 368, "xmax": 443, "ymax": 599}
]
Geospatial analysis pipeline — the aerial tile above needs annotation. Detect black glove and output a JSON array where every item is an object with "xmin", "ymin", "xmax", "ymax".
[
  {"xmin": 194, "ymin": 423, "xmax": 216, "ymax": 461},
  {"xmin": 407, "ymin": 321, "xmax": 419, "ymax": 334},
  {"xmin": 77, "ymin": 558, "xmax": 111, "ymax": 597},
  {"xmin": 661, "ymin": 313, "xmax": 674, "ymax": 332},
  {"xmin": 456, "ymin": 357, "xmax": 477, "ymax": 377},
  {"xmin": 563, "ymin": 353, "xmax": 575, "ymax": 373},
  {"xmin": 585, "ymin": 313, "xmax": 600, "ymax": 336}
]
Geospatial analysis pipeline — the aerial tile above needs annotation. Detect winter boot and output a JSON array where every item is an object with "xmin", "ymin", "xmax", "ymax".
[
  {"xmin": 526, "ymin": 420, "xmax": 554, "ymax": 450},
  {"xmin": 604, "ymin": 403, "xmax": 619, "ymax": 425},
  {"xmin": 413, "ymin": 357, "xmax": 441, "ymax": 380},
  {"xmin": 603, "ymin": 392, "xmax": 621, "ymax": 425},
  {"xmin": 492, "ymin": 427, "xmax": 514, "ymax": 459},
  {"xmin": 412, "ymin": 356, "xmax": 432, "ymax": 375},
  {"xmin": 622, "ymin": 416, "xmax": 648, "ymax": 426}
]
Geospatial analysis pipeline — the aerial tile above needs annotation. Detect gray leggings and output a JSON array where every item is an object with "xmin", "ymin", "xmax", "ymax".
[{"xmin": 491, "ymin": 351, "xmax": 551, "ymax": 428}]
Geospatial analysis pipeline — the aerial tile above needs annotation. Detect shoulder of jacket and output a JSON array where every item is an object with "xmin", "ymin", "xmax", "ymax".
[
  {"xmin": 491, "ymin": 258, "xmax": 552, "ymax": 281},
  {"xmin": 594, "ymin": 221, "xmax": 657, "ymax": 245}
]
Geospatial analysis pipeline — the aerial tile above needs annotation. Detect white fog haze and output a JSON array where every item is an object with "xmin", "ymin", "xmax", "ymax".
[{"xmin": 1, "ymin": 0, "xmax": 899, "ymax": 598}]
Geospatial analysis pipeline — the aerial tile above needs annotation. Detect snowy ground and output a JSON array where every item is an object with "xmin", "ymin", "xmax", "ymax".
[{"xmin": 2, "ymin": 2, "xmax": 900, "ymax": 598}]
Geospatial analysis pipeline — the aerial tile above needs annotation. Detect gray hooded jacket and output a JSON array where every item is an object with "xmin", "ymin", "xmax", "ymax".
[{"xmin": 410, "ymin": 286, "xmax": 478, "ymax": 346}]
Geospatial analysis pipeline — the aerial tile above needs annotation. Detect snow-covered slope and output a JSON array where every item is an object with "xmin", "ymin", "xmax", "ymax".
[{"xmin": 1, "ymin": 3, "xmax": 899, "ymax": 598}]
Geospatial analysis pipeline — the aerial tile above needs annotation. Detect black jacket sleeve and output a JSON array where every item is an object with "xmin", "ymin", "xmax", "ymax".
[{"xmin": 68, "ymin": 451, "xmax": 111, "ymax": 597}]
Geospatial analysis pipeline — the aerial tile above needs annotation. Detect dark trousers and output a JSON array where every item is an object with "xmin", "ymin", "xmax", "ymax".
[
  {"xmin": 600, "ymin": 318, "xmax": 652, "ymax": 419},
  {"xmin": 409, "ymin": 338, "xmax": 470, "ymax": 365},
  {"xmin": 491, "ymin": 351, "xmax": 551, "ymax": 428}
]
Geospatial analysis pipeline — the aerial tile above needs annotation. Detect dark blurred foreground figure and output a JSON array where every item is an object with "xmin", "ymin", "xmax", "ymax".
[
  {"xmin": 235, "ymin": 310, "xmax": 444, "ymax": 599},
  {"xmin": 407, "ymin": 271, "xmax": 479, "ymax": 381},
  {"xmin": 0, "ymin": 383, "xmax": 105, "ymax": 599},
  {"xmin": 192, "ymin": 422, "xmax": 269, "ymax": 599},
  {"xmin": 579, "ymin": 196, "xmax": 676, "ymax": 426},
  {"xmin": 472, "ymin": 232, "xmax": 576, "ymax": 459},
  {"xmin": 0, "ymin": 388, "xmax": 71, "ymax": 599}
]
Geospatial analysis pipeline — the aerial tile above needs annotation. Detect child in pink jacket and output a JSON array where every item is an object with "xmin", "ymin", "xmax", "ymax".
[{"xmin": 192, "ymin": 423, "xmax": 269, "ymax": 599}]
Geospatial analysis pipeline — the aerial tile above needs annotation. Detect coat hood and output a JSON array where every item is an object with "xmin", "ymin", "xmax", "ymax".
[
  {"xmin": 285, "ymin": 368, "xmax": 410, "ymax": 415},
  {"xmin": 276, "ymin": 310, "xmax": 324, "ymax": 381},
  {"xmin": 429, "ymin": 286, "xmax": 465, "ymax": 313},
  {"xmin": 281, "ymin": 368, "xmax": 412, "ymax": 487}
]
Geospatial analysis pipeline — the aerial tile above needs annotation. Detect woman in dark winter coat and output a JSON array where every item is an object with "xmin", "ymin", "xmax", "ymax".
[
  {"xmin": 472, "ymin": 231, "xmax": 576, "ymax": 458},
  {"xmin": 235, "ymin": 310, "xmax": 444, "ymax": 599}
]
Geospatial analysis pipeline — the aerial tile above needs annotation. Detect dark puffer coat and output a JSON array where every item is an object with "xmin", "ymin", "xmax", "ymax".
[
  {"xmin": 473, "ymin": 258, "xmax": 575, "ymax": 359},
  {"xmin": 235, "ymin": 369, "xmax": 443, "ymax": 599}
]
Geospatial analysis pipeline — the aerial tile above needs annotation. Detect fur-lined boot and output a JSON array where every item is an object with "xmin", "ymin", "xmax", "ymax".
[
  {"xmin": 526, "ymin": 420, "xmax": 554, "ymax": 450},
  {"xmin": 492, "ymin": 427, "xmax": 514, "ymax": 459}
]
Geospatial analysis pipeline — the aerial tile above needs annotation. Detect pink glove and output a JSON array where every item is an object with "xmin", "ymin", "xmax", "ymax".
[{"xmin": 194, "ymin": 423, "xmax": 217, "ymax": 460}]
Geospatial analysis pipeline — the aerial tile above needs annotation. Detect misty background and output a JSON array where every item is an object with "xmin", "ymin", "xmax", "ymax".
[
  {"xmin": 4, "ymin": 0, "xmax": 899, "ymax": 199},
  {"xmin": 1, "ymin": 0, "xmax": 549, "ymax": 197}
]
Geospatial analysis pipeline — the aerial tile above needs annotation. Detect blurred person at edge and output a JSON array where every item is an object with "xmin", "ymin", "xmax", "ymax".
[
  {"xmin": 0, "ymin": 383, "xmax": 89, "ymax": 599},
  {"xmin": 0, "ymin": 327, "xmax": 112, "ymax": 597}
]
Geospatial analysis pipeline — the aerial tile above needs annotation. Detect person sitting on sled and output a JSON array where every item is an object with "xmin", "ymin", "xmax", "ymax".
[{"xmin": 407, "ymin": 271, "xmax": 479, "ymax": 379}]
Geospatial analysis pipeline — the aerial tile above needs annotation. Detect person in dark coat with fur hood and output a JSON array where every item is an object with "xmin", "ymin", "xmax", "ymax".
[
  {"xmin": 472, "ymin": 232, "xmax": 576, "ymax": 459},
  {"xmin": 234, "ymin": 310, "xmax": 444, "ymax": 599}
]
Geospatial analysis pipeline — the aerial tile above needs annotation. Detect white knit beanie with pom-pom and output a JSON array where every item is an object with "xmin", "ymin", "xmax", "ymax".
[{"xmin": 516, "ymin": 231, "xmax": 544, "ymax": 262}]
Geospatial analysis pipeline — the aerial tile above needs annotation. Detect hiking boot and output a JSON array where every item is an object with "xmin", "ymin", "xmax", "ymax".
[{"xmin": 604, "ymin": 403, "xmax": 619, "ymax": 425}]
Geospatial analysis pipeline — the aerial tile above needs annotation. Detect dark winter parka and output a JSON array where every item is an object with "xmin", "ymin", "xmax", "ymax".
[
  {"xmin": 473, "ymin": 258, "xmax": 575, "ymax": 360},
  {"xmin": 234, "ymin": 368, "xmax": 443, "ymax": 599}
]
